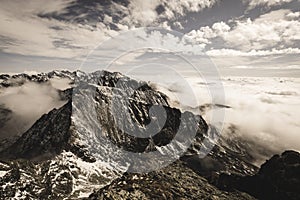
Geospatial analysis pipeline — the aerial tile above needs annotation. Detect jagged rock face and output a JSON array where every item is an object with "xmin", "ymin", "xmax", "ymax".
[
  {"xmin": 0, "ymin": 70, "xmax": 75, "ymax": 88},
  {"xmin": 0, "ymin": 101, "xmax": 72, "ymax": 160},
  {"xmin": 216, "ymin": 150, "xmax": 300, "ymax": 200},
  {"xmin": 0, "ymin": 70, "xmax": 211, "ymax": 198},
  {"xmin": 0, "ymin": 152, "xmax": 119, "ymax": 199},
  {"xmin": 70, "ymin": 71, "xmax": 210, "ymax": 174},
  {"xmin": 88, "ymin": 161, "xmax": 256, "ymax": 200},
  {"xmin": 254, "ymin": 150, "xmax": 300, "ymax": 200}
]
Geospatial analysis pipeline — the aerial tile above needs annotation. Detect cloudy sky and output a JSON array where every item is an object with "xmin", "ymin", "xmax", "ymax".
[{"xmin": 0, "ymin": 0, "xmax": 299, "ymax": 76}]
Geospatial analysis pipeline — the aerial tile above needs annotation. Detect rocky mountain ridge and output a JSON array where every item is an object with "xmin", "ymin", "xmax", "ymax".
[{"xmin": 0, "ymin": 70, "xmax": 298, "ymax": 199}]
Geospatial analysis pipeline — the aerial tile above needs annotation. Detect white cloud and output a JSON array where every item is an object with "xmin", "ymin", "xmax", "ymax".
[
  {"xmin": 160, "ymin": 0, "xmax": 219, "ymax": 19},
  {"xmin": 0, "ymin": 0, "xmax": 298, "ymax": 62},
  {"xmin": 207, "ymin": 47, "xmax": 300, "ymax": 56},
  {"xmin": 212, "ymin": 21, "xmax": 231, "ymax": 33},
  {"xmin": 0, "ymin": 0, "xmax": 220, "ymax": 59},
  {"xmin": 287, "ymin": 11, "xmax": 300, "ymax": 19},
  {"xmin": 186, "ymin": 21, "xmax": 230, "ymax": 44},
  {"xmin": 187, "ymin": 9, "xmax": 300, "ymax": 56},
  {"xmin": 245, "ymin": 0, "xmax": 295, "ymax": 9},
  {"xmin": 138, "ymin": 30, "xmax": 206, "ymax": 54},
  {"xmin": 223, "ymin": 10, "xmax": 300, "ymax": 50},
  {"xmin": 0, "ymin": 0, "xmax": 75, "ymax": 16},
  {"xmin": 173, "ymin": 21, "xmax": 184, "ymax": 30},
  {"xmin": 120, "ymin": 0, "xmax": 219, "ymax": 26},
  {"xmin": 123, "ymin": 0, "xmax": 161, "ymax": 26},
  {"xmin": 0, "ymin": 0, "xmax": 121, "ymax": 59},
  {"xmin": 230, "ymin": 65, "xmax": 255, "ymax": 69}
]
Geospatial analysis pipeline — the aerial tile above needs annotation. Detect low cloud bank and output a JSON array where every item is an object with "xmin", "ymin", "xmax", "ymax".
[
  {"xmin": 156, "ymin": 76, "xmax": 300, "ymax": 165},
  {"xmin": 0, "ymin": 81, "xmax": 67, "ymax": 139}
]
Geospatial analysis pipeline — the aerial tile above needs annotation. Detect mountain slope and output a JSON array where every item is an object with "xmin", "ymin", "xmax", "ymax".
[
  {"xmin": 89, "ymin": 161, "xmax": 256, "ymax": 200},
  {"xmin": 0, "ymin": 70, "xmax": 279, "ymax": 199},
  {"xmin": 0, "ymin": 101, "xmax": 72, "ymax": 160}
]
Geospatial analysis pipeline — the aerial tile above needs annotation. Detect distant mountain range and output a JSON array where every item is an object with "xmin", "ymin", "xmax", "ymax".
[{"xmin": 0, "ymin": 70, "xmax": 299, "ymax": 199}]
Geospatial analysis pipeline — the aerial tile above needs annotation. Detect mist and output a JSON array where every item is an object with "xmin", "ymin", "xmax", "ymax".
[
  {"xmin": 218, "ymin": 77, "xmax": 300, "ymax": 164},
  {"xmin": 0, "ymin": 81, "xmax": 67, "ymax": 140}
]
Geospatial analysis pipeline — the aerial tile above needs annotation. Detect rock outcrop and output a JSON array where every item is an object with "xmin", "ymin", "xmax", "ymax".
[
  {"xmin": 216, "ymin": 150, "xmax": 300, "ymax": 200},
  {"xmin": 89, "ymin": 161, "xmax": 256, "ymax": 200}
]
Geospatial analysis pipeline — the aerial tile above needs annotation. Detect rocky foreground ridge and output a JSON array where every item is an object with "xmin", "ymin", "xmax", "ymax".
[{"xmin": 0, "ymin": 70, "xmax": 299, "ymax": 199}]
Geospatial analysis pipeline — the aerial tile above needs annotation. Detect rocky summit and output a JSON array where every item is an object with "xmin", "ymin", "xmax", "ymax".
[{"xmin": 0, "ymin": 70, "xmax": 299, "ymax": 199}]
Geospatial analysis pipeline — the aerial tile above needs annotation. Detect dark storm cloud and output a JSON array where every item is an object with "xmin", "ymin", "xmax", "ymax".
[{"xmin": 38, "ymin": 0, "xmax": 131, "ymax": 30}]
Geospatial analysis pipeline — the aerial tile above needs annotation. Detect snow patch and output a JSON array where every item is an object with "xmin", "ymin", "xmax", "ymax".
[{"xmin": 0, "ymin": 170, "xmax": 7, "ymax": 177}]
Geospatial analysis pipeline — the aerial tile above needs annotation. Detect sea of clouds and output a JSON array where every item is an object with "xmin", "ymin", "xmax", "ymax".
[{"xmin": 155, "ymin": 76, "xmax": 300, "ymax": 164}]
